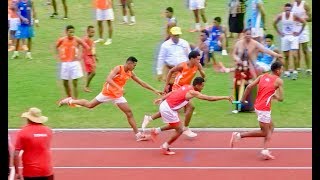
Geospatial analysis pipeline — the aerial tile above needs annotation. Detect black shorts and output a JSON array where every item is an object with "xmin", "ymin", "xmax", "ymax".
[
  {"xmin": 228, "ymin": 13, "xmax": 244, "ymax": 33},
  {"xmin": 24, "ymin": 175, "xmax": 54, "ymax": 180}
]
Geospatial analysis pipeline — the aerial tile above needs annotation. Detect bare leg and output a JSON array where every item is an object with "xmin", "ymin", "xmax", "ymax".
[
  {"xmin": 128, "ymin": 2, "xmax": 135, "ymax": 16},
  {"xmin": 62, "ymin": 0, "xmax": 68, "ymax": 18},
  {"xmin": 97, "ymin": 21, "xmax": 103, "ymax": 39},
  {"xmin": 117, "ymin": 103, "xmax": 139, "ymax": 134},
  {"xmin": 240, "ymin": 121, "xmax": 269, "ymax": 138},
  {"xmin": 72, "ymin": 98, "xmax": 101, "ymax": 108},
  {"xmin": 301, "ymin": 42, "xmax": 311, "ymax": 70},
  {"xmin": 161, "ymin": 122, "xmax": 183, "ymax": 145},
  {"xmin": 107, "ymin": 20, "xmax": 112, "ymax": 39},
  {"xmin": 292, "ymin": 50, "xmax": 299, "ymax": 70},
  {"xmin": 193, "ymin": 9, "xmax": 200, "ymax": 23},
  {"xmin": 283, "ymin": 51, "xmax": 290, "ymax": 71},
  {"xmin": 85, "ymin": 72, "xmax": 96, "ymax": 88},
  {"xmin": 200, "ymin": 8, "xmax": 207, "ymax": 24},
  {"xmin": 184, "ymin": 102, "xmax": 195, "ymax": 127},
  {"xmin": 63, "ymin": 80, "xmax": 71, "ymax": 97},
  {"xmin": 72, "ymin": 79, "xmax": 78, "ymax": 99},
  {"xmin": 27, "ymin": 38, "xmax": 32, "ymax": 52},
  {"xmin": 51, "ymin": 0, "xmax": 57, "ymax": 14}
]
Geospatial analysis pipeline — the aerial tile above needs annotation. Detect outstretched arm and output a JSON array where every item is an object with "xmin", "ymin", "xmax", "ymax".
[
  {"xmin": 240, "ymin": 75, "xmax": 261, "ymax": 102},
  {"xmin": 186, "ymin": 90, "xmax": 233, "ymax": 102},
  {"xmin": 131, "ymin": 72, "xmax": 162, "ymax": 95},
  {"xmin": 256, "ymin": 41, "xmax": 282, "ymax": 59}
]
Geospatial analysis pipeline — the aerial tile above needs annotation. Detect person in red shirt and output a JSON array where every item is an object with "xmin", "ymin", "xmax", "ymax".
[
  {"xmin": 14, "ymin": 107, "xmax": 54, "ymax": 180},
  {"xmin": 149, "ymin": 77, "xmax": 232, "ymax": 155},
  {"xmin": 230, "ymin": 61, "xmax": 284, "ymax": 160},
  {"xmin": 82, "ymin": 25, "xmax": 97, "ymax": 93}
]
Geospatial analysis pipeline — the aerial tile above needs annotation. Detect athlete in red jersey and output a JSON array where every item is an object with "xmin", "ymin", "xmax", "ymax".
[
  {"xmin": 230, "ymin": 61, "xmax": 284, "ymax": 160},
  {"xmin": 142, "ymin": 51, "xmax": 205, "ymax": 138},
  {"xmin": 148, "ymin": 77, "xmax": 232, "ymax": 155}
]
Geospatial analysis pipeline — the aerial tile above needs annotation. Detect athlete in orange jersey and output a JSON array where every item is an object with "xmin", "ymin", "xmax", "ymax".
[
  {"xmin": 58, "ymin": 56, "xmax": 163, "ymax": 141},
  {"xmin": 230, "ymin": 61, "xmax": 284, "ymax": 160},
  {"xmin": 147, "ymin": 77, "xmax": 232, "ymax": 155},
  {"xmin": 56, "ymin": 25, "xmax": 90, "ymax": 100},
  {"xmin": 142, "ymin": 51, "xmax": 205, "ymax": 138}
]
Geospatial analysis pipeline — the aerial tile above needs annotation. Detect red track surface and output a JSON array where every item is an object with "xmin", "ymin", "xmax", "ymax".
[{"xmin": 9, "ymin": 131, "xmax": 312, "ymax": 180}]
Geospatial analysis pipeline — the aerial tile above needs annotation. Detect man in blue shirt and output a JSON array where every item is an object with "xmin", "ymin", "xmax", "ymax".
[
  {"xmin": 11, "ymin": 0, "xmax": 38, "ymax": 60},
  {"xmin": 245, "ymin": 0, "xmax": 266, "ymax": 42}
]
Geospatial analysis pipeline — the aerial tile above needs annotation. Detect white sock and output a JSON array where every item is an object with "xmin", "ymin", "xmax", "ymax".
[
  {"xmin": 293, "ymin": 70, "xmax": 298, "ymax": 74},
  {"xmin": 261, "ymin": 149, "xmax": 269, "ymax": 155},
  {"xmin": 236, "ymin": 132, "xmax": 241, "ymax": 140},
  {"xmin": 135, "ymin": 132, "xmax": 142, "ymax": 137},
  {"xmin": 195, "ymin": 23, "xmax": 201, "ymax": 31},
  {"xmin": 155, "ymin": 127, "xmax": 161, "ymax": 134},
  {"xmin": 123, "ymin": 16, "xmax": 128, "ymax": 22},
  {"xmin": 130, "ymin": 16, "xmax": 136, "ymax": 22},
  {"xmin": 147, "ymin": 116, "xmax": 153, "ymax": 121},
  {"xmin": 162, "ymin": 142, "xmax": 169, "ymax": 148}
]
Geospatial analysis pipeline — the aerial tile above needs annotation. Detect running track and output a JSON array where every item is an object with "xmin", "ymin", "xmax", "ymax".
[{"xmin": 9, "ymin": 129, "xmax": 311, "ymax": 180}]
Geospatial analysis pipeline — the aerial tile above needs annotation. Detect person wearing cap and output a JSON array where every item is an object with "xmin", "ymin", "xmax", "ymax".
[
  {"xmin": 14, "ymin": 107, "xmax": 54, "ymax": 180},
  {"xmin": 157, "ymin": 26, "xmax": 191, "ymax": 86}
]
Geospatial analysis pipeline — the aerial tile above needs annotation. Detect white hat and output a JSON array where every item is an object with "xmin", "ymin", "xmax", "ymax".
[{"xmin": 21, "ymin": 107, "xmax": 48, "ymax": 124}]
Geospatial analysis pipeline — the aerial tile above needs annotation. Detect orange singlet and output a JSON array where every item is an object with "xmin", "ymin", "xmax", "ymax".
[
  {"xmin": 56, "ymin": 37, "xmax": 78, "ymax": 62},
  {"xmin": 101, "ymin": 65, "xmax": 132, "ymax": 98},
  {"xmin": 172, "ymin": 62, "xmax": 198, "ymax": 91},
  {"xmin": 95, "ymin": 0, "xmax": 112, "ymax": 9}
]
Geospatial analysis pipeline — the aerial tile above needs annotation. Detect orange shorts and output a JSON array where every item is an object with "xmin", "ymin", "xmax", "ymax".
[{"xmin": 83, "ymin": 56, "xmax": 96, "ymax": 73}]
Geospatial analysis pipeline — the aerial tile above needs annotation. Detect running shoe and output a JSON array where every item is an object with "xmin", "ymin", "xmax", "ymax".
[
  {"xmin": 183, "ymin": 128, "xmax": 197, "ymax": 138},
  {"xmin": 230, "ymin": 132, "xmax": 241, "ymax": 148}
]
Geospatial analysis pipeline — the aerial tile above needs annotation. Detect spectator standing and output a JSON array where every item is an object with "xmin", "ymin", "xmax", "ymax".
[{"xmin": 14, "ymin": 107, "xmax": 54, "ymax": 180}]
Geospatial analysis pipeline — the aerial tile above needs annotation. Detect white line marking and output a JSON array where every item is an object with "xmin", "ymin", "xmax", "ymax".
[
  {"xmin": 8, "ymin": 128, "xmax": 312, "ymax": 132},
  {"xmin": 51, "ymin": 147, "xmax": 312, "ymax": 151},
  {"xmin": 50, "ymin": 166, "xmax": 311, "ymax": 170}
]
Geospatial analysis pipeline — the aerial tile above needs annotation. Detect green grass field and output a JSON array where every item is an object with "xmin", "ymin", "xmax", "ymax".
[{"xmin": 8, "ymin": 0, "xmax": 312, "ymax": 128}]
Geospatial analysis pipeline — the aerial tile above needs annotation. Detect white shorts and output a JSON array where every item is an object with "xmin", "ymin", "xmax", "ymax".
[
  {"xmin": 59, "ymin": 61, "xmax": 84, "ymax": 80},
  {"xmin": 281, "ymin": 35, "xmax": 299, "ymax": 52},
  {"xmin": 95, "ymin": 93, "xmax": 127, "ymax": 104},
  {"xmin": 251, "ymin": 27, "xmax": 264, "ymax": 38},
  {"xmin": 255, "ymin": 109, "xmax": 271, "ymax": 123},
  {"xmin": 298, "ymin": 25, "xmax": 310, "ymax": 44},
  {"xmin": 96, "ymin": 9, "xmax": 114, "ymax": 21},
  {"xmin": 255, "ymin": 62, "xmax": 271, "ymax": 72},
  {"xmin": 9, "ymin": 18, "xmax": 20, "ymax": 31},
  {"xmin": 189, "ymin": 0, "xmax": 205, "ymax": 10},
  {"xmin": 159, "ymin": 100, "xmax": 180, "ymax": 124}
]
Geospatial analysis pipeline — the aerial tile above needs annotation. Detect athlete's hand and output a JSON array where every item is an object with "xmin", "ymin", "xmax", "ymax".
[
  {"xmin": 154, "ymin": 90, "xmax": 164, "ymax": 96},
  {"xmin": 15, "ymin": 173, "xmax": 22, "ymax": 180},
  {"xmin": 154, "ymin": 98, "xmax": 162, "ymax": 105},
  {"xmin": 293, "ymin": 32, "xmax": 300, "ymax": 36},
  {"xmin": 226, "ymin": 96, "xmax": 234, "ymax": 103}
]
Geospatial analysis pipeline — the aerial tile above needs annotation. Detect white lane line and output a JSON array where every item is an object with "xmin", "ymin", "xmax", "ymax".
[
  {"xmin": 51, "ymin": 147, "xmax": 312, "ymax": 150},
  {"xmin": 8, "ymin": 128, "xmax": 312, "ymax": 132},
  {"xmin": 50, "ymin": 166, "xmax": 312, "ymax": 170}
]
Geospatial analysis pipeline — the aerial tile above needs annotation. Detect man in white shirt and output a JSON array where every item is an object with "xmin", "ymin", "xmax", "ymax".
[{"xmin": 157, "ymin": 27, "xmax": 191, "ymax": 86}]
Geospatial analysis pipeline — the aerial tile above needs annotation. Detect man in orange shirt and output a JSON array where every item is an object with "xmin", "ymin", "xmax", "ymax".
[
  {"xmin": 14, "ymin": 107, "xmax": 54, "ymax": 180},
  {"xmin": 56, "ymin": 25, "xmax": 90, "ymax": 100},
  {"xmin": 82, "ymin": 25, "xmax": 97, "ymax": 93},
  {"xmin": 58, "ymin": 56, "xmax": 163, "ymax": 141},
  {"xmin": 142, "ymin": 51, "xmax": 205, "ymax": 138},
  {"xmin": 94, "ymin": 0, "xmax": 114, "ymax": 45}
]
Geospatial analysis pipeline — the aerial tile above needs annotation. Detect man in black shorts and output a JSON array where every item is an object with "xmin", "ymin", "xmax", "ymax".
[{"xmin": 228, "ymin": 0, "xmax": 246, "ymax": 38}]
